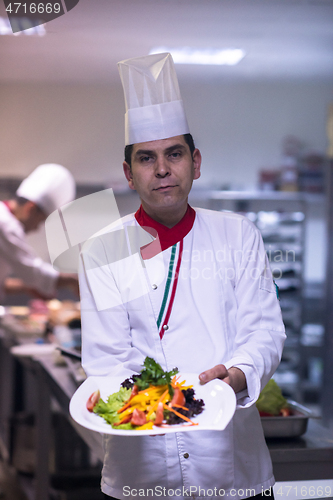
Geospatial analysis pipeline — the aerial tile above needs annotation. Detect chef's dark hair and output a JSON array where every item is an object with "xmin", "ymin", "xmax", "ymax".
[
  {"xmin": 15, "ymin": 196, "xmax": 31, "ymax": 206},
  {"xmin": 124, "ymin": 133, "xmax": 196, "ymax": 169},
  {"xmin": 14, "ymin": 196, "xmax": 44, "ymax": 213}
]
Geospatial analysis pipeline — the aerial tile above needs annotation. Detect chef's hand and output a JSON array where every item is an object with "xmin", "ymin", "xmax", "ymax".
[
  {"xmin": 57, "ymin": 273, "xmax": 79, "ymax": 297},
  {"xmin": 199, "ymin": 365, "xmax": 247, "ymax": 394},
  {"xmin": 5, "ymin": 278, "xmax": 52, "ymax": 300}
]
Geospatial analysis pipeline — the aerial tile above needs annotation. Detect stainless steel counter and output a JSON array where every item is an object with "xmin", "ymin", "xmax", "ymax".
[{"xmin": 267, "ymin": 419, "xmax": 333, "ymax": 481}]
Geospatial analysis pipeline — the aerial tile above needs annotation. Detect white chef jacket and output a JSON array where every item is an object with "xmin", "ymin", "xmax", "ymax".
[
  {"xmin": 0, "ymin": 201, "xmax": 58, "ymax": 302},
  {"xmin": 79, "ymin": 207, "xmax": 286, "ymax": 500}
]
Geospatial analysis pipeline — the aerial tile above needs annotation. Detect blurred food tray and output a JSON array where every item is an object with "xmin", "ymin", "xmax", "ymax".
[{"xmin": 261, "ymin": 401, "xmax": 315, "ymax": 438}]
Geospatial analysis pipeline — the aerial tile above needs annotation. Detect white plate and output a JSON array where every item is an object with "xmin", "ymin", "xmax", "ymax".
[{"xmin": 69, "ymin": 373, "xmax": 236, "ymax": 436}]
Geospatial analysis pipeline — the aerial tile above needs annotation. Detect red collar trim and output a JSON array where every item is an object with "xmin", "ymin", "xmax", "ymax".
[
  {"xmin": 2, "ymin": 201, "xmax": 12, "ymax": 212},
  {"xmin": 135, "ymin": 205, "xmax": 196, "ymax": 258}
]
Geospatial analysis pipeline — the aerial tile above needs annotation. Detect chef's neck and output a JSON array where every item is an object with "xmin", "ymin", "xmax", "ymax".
[
  {"xmin": 7, "ymin": 199, "xmax": 21, "ymax": 218},
  {"xmin": 141, "ymin": 201, "xmax": 188, "ymax": 228}
]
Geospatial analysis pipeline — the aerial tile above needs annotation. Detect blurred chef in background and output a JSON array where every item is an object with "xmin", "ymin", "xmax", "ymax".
[{"xmin": 0, "ymin": 163, "xmax": 78, "ymax": 303}]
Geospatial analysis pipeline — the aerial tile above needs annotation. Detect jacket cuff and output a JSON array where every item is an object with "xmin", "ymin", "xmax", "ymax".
[{"xmin": 224, "ymin": 358, "xmax": 260, "ymax": 408}]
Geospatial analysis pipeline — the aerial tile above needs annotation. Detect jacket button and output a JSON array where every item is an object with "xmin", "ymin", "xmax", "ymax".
[
  {"xmin": 183, "ymin": 453, "xmax": 189, "ymax": 459},
  {"xmin": 163, "ymin": 325, "xmax": 169, "ymax": 331},
  {"xmin": 152, "ymin": 284, "xmax": 157, "ymax": 290}
]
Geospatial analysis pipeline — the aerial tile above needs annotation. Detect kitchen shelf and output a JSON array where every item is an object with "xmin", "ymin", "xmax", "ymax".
[
  {"xmin": 206, "ymin": 190, "xmax": 323, "ymax": 203},
  {"xmin": 200, "ymin": 190, "xmax": 324, "ymax": 404}
]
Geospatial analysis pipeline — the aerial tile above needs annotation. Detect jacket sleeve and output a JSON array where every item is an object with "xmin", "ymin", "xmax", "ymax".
[
  {"xmin": 0, "ymin": 222, "xmax": 58, "ymax": 296},
  {"xmin": 79, "ymin": 236, "xmax": 145, "ymax": 379},
  {"xmin": 224, "ymin": 217, "xmax": 286, "ymax": 408}
]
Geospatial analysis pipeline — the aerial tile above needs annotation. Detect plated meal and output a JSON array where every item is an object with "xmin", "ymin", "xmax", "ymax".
[
  {"xmin": 86, "ymin": 357, "xmax": 205, "ymax": 431},
  {"xmin": 69, "ymin": 358, "xmax": 236, "ymax": 436}
]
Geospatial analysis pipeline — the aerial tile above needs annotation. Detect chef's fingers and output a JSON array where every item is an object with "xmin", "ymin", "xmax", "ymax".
[
  {"xmin": 199, "ymin": 364, "xmax": 229, "ymax": 384},
  {"xmin": 57, "ymin": 273, "xmax": 79, "ymax": 296},
  {"xmin": 226, "ymin": 367, "xmax": 247, "ymax": 393}
]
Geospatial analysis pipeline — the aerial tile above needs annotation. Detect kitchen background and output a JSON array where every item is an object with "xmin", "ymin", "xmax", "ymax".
[
  {"xmin": 0, "ymin": 0, "xmax": 332, "ymax": 439},
  {"xmin": 1, "ymin": 2, "xmax": 333, "ymax": 498}
]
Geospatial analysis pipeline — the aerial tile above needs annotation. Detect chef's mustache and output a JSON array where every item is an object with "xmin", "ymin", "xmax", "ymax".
[{"xmin": 44, "ymin": 188, "xmax": 161, "ymax": 273}]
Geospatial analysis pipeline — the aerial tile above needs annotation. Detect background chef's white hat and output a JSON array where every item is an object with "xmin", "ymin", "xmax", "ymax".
[
  {"xmin": 118, "ymin": 52, "xmax": 190, "ymax": 145},
  {"xmin": 16, "ymin": 163, "xmax": 76, "ymax": 216}
]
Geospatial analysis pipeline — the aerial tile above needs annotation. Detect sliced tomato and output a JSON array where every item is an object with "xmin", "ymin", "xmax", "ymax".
[
  {"xmin": 86, "ymin": 390, "xmax": 100, "ymax": 412},
  {"xmin": 170, "ymin": 388, "xmax": 185, "ymax": 408},
  {"xmin": 280, "ymin": 407, "xmax": 291, "ymax": 417},
  {"xmin": 154, "ymin": 402, "xmax": 164, "ymax": 426},
  {"xmin": 129, "ymin": 384, "xmax": 139, "ymax": 400},
  {"xmin": 131, "ymin": 408, "xmax": 147, "ymax": 426}
]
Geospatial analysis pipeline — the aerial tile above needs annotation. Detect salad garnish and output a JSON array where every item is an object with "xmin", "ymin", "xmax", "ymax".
[{"xmin": 86, "ymin": 357, "xmax": 205, "ymax": 430}]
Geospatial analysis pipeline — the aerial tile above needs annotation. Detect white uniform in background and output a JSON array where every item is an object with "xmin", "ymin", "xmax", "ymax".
[
  {"xmin": 0, "ymin": 163, "xmax": 75, "ymax": 302},
  {"xmin": 79, "ymin": 206, "xmax": 286, "ymax": 500},
  {"xmin": 0, "ymin": 201, "xmax": 58, "ymax": 302}
]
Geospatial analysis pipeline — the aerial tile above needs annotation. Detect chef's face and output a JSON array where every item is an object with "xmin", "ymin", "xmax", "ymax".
[
  {"xmin": 123, "ymin": 135, "xmax": 201, "ymax": 220},
  {"xmin": 20, "ymin": 202, "xmax": 47, "ymax": 233}
]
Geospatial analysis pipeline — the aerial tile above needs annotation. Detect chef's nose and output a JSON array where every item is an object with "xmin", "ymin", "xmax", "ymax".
[{"xmin": 155, "ymin": 155, "xmax": 171, "ymax": 177}]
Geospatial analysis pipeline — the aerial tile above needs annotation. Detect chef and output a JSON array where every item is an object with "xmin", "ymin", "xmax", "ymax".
[
  {"xmin": 79, "ymin": 53, "xmax": 286, "ymax": 500},
  {"xmin": 0, "ymin": 163, "xmax": 77, "ymax": 303}
]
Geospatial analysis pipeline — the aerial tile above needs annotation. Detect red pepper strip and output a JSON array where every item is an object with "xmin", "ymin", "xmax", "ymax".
[
  {"xmin": 117, "ymin": 401, "xmax": 132, "ymax": 414},
  {"xmin": 117, "ymin": 385, "xmax": 139, "ymax": 414},
  {"xmin": 154, "ymin": 402, "xmax": 164, "ymax": 426},
  {"xmin": 172, "ymin": 404, "xmax": 189, "ymax": 411},
  {"xmin": 113, "ymin": 414, "xmax": 132, "ymax": 426},
  {"xmin": 172, "ymin": 375, "xmax": 181, "ymax": 386},
  {"xmin": 163, "ymin": 403, "xmax": 198, "ymax": 425}
]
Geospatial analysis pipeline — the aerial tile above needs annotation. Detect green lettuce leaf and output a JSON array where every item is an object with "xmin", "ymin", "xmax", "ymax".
[
  {"xmin": 256, "ymin": 379, "xmax": 288, "ymax": 416},
  {"xmin": 93, "ymin": 386, "xmax": 131, "ymax": 426}
]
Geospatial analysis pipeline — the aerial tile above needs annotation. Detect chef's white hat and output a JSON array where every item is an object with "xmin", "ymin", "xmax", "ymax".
[
  {"xmin": 118, "ymin": 52, "xmax": 190, "ymax": 145},
  {"xmin": 16, "ymin": 163, "xmax": 76, "ymax": 216}
]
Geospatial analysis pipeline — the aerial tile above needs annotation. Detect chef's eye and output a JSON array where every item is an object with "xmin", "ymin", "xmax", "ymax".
[
  {"xmin": 140, "ymin": 155, "xmax": 152, "ymax": 163},
  {"xmin": 169, "ymin": 151, "xmax": 181, "ymax": 159}
]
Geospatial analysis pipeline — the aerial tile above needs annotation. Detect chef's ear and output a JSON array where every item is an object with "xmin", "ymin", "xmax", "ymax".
[
  {"xmin": 22, "ymin": 200, "xmax": 38, "ymax": 218},
  {"xmin": 123, "ymin": 161, "xmax": 135, "ymax": 190},
  {"xmin": 192, "ymin": 148, "xmax": 202, "ymax": 180}
]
